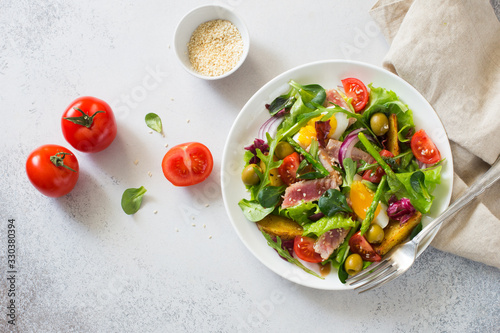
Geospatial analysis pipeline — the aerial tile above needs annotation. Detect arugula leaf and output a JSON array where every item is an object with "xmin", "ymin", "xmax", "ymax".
[
  {"xmin": 121, "ymin": 186, "xmax": 147, "ymax": 215},
  {"xmin": 238, "ymin": 199, "xmax": 274, "ymax": 222},
  {"xmin": 410, "ymin": 171, "xmax": 431, "ymax": 200},
  {"xmin": 342, "ymin": 158, "xmax": 357, "ymax": 189},
  {"xmin": 318, "ymin": 189, "xmax": 352, "ymax": 217},
  {"xmin": 261, "ymin": 231, "xmax": 324, "ymax": 280},
  {"xmin": 145, "ymin": 113, "xmax": 163, "ymax": 133},
  {"xmin": 303, "ymin": 213, "xmax": 356, "ymax": 238}
]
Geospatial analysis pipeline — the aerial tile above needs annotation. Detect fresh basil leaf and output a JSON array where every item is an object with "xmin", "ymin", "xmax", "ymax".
[
  {"xmin": 318, "ymin": 189, "xmax": 352, "ymax": 216},
  {"xmin": 261, "ymin": 231, "xmax": 324, "ymax": 280},
  {"xmin": 238, "ymin": 199, "xmax": 274, "ymax": 222},
  {"xmin": 121, "ymin": 186, "xmax": 147, "ymax": 215},
  {"xmin": 145, "ymin": 113, "xmax": 162, "ymax": 133},
  {"xmin": 257, "ymin": 186, "xmax": 285, "ymax": 208}
]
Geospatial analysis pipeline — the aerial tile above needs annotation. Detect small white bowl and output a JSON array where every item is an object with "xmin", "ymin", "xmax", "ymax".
[{"xmin": 173, "ymin": 5, "xmax": 250, "ymax": 80}]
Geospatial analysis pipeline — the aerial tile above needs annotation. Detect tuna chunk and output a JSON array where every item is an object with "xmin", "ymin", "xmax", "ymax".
[
  {"xmin": 324, "ymin": 89, "xmax": 349, "ymax": 110},
  {"xmin": 320, "ymin": 139, "xmax": 375, "ymax": 167},
  {"xmin": 313, "ymin": 228, "xmax": 350, "ymax": 260},
  {"xmin": 281, "ymin": 174, "xmax": 341, "ymax": 209}
]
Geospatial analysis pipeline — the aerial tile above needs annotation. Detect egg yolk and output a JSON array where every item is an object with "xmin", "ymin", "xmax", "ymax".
[
  {"xmin": 297, "ymin": 115, "xmax": 337, "ymax": 147},
  {"xmin": 350, "ymin": 181, "xmax": 381, "ymax": 220}
]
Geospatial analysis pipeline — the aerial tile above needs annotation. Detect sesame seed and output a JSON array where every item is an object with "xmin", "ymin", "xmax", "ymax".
[
  {"xmin": 148, "ymin": 171, "xmax": 152, "ymax": 177},
  {"xmin": 153, "ymin": 210, "xmax": 158, "ymax": 214},
  {"xmin": 164, "ymin": 143, "xmax": 169, "ymax": 148},
  {"xmin": 133, "ymin": 159, "xmax": 139, "ymax": 165},
  {"xmin": 209, "ymin": 235, "xmax": 212, "ymax": 239},
  {"xmin": 187, "ymin": 19, "xmax": 244, "ymax": 77}
]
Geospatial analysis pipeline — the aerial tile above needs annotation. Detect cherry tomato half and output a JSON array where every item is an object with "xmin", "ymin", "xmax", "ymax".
[
  {"xmin": 348, "ymin": 231, "xmax": 382, "ymax": 262},
  {"xmin": 278, "ymin": 152, "xmax": 300, "ymax": 186},
  {"xmin": 293, "ymin": 236, "xmax": 323, "ymax": 263},
  {"xmin": 162, "ymin": 142, "xmax": 213, "ymax": 186},
  {"xmin": 341, "ymin": 78, "xmax": 369, "ymax": 113},
  {"xmin": 362, "ymin": 149, "xmax": 393, "ymax": 183},
  {"xmin": 62, "ymin": 96, "xmax": 117, "ymax": 153},
  {"xmin": 410, "ymin": 129, "xmax": 441, "ymax": 164},
  {"xmin": 26, "ymin": 144, "xmax": 79, "ymax": 197}
]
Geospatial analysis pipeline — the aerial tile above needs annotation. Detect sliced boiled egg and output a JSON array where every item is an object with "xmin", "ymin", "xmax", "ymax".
[
  {"xmin": 349, "ymin": 180, "xmax": 389, "ymax": 229},
  {"xmin": 293, "ymin": 110, "xmax": 350, "ymax": 148}
]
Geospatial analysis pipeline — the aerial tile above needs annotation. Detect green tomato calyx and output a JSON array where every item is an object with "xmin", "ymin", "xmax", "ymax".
[
  {"xmin": 50, "ymin": 152, "xmax": 76, "ymax": 172},
  {"xmin": 64, "ymin": 107, "xmax": 104, "ymax": 128}
]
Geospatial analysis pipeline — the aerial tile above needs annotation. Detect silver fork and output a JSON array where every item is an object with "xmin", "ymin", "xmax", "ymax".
[{"xmin": 347, "ymin": 157, "xmax": 500, "ymax": 293}]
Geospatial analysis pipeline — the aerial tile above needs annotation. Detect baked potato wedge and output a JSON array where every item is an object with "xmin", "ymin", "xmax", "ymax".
[
  {"xmin": 373, "ymin": 211, "xmax": 422, "ymax": 256},
  {"xmin": 257, "ymin": 214, "xmax": 303, "ymax": 240},
  {"xmin": 387, "ymin": 113, "xmax": 400, "ymax": 158}
]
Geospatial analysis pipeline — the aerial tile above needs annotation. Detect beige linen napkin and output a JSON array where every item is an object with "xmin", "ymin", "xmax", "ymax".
[{"xmin": 370, "ymin": 0, "xmax": 500, "ymax": 268}]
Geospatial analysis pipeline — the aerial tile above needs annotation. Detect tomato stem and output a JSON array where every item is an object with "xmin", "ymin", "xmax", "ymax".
[
  {"xmin": 50, "ymin": 152, "xmax": 76, "ymax": 172},
  {"xmin": 64, "ymin": 108, "xmax": 105, "ymax": 128}
]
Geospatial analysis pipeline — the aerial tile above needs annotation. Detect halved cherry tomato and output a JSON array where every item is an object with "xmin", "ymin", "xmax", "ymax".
[
  {"xmin": 362, "ymin": 149, "xmax": 393, "ymax": 183},
  {"xmin": 61, "ymin": 96, "xmax": 117, "ymax": 153},
  {"xmin": 348, "ymin": 231, "xmax": 382, "ymax": 262},
  {"xmin": 293, "ymin": 236, "xmax": 323, "ymax": 263},
  {"xmin": 26, "ymin": 144, "xmax": 79, "ymax": 197},
  {"xmin": 341, "ymin": 78, "xmax": 369, "ymax": 113},
  {"xmin": 278, "ymin": 152, "xmax": 300, "ymax": 185},
  {"xmin": 411, "ymin": 129, "xmax": 441, "ymax": 164},
  {"xmin": 162, "ymin": 142, "xmax": 213, "ymax": 186}
]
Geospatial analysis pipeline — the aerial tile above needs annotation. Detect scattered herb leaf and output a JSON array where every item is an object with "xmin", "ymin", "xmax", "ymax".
[
  {"xmin": 121, "ymin": 186, "xmax": 147, "ymax": 215},
  {"xmin": 145, "ymin": 113, "xmax": 163, "ymax": 133}
]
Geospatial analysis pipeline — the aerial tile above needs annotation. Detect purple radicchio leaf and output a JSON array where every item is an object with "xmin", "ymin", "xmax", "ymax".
[
  {"xmin": 244, "ymin": 138, "xmax": 269, "ymax": 164},
  {"xmin": 387, "ymin": 196, "xmax": 416, "ymax": 225},
  {"xmin": 315, "ymin": 120, "xmax": 331, "ymax": 148}
]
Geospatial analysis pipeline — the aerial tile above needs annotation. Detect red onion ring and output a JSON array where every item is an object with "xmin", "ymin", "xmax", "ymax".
[
  {"xmin": 338, "ymin": 128, "xmax": 374, "ymax": 168},
  {"xmin": 258, "ymin": 116, "xmax": 283, "ymax": 140}
]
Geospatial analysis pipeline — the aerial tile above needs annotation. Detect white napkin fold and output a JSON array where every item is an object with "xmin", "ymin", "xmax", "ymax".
[{"xmin": 370, "ymin": 0, "xmax": 500, "ymax": 268}]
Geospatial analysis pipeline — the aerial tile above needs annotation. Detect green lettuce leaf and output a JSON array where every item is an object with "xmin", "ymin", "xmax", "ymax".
[{"xmin": 303, "ymin": 213, "xmax": 356, "ymax": 238}]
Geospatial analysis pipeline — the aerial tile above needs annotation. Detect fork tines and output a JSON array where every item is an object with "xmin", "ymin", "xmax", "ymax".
[{"xmin": 346, "ymin": 259, "xmax": 398, "ymax": 293}]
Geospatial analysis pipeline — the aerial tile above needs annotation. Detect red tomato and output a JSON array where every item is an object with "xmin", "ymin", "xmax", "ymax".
[
  {"xmin": 411, "ymin": 129, "xmax": 441, "ymax": 164},
  {"xmin": 293, "ymin": 236, "xmax": 323, "ymax": 263},
  {"xmin": 26, "ymin": 144, "xmax": 79, "ymax": 197},
  {"xmin": 162, "ymin": 142, "xmax": 213, "ymax": 186},
  {"xmin": 62, "ymin": 96, "xmax": 117, "ymax": 153},
  {"xmin": 341, "ymin": 78, "xmax": 369, "ymax": 112},
  {"xmin": 278, "ymin": 152, "xmax": 300, "ymax": 185},
  {"xmin": 362, "ymin": 150, "xmax": 394, "ymax": 183},
  {"xmin": 349, "ymin": 231, "xmax": 382, "ymax": 262}
]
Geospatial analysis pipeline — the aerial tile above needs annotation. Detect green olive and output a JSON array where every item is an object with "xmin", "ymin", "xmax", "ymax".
[
  {"xmin": 366, "ymin": 224, "xmax": 385, "ymax": 244},
  {"xmin": 370, "ymin": 112, "xmax": 389, "ymax": 136},
  {"xmin": 275, "ymin": 142, "xmax": 295, "ymax": 160},
  {"xmin": 268, "ymin": 168, "xmax": 284, "ymax": 187},
  {"xmin": 241, "ymin": 164, "xmax": 261, "ymax": 186},
  {"xmin": 344, "ymin": 253, "xmax": 363, "ymax": 276}
]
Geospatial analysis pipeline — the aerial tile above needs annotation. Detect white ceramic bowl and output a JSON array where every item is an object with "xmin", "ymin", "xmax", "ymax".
[
  {"xmin": 221, "ymin": 60, "xmax": 454, "ymax": 290},
  {"xmin": 173, "ymin": 5, "xmax": 250, "ymax": 80}
]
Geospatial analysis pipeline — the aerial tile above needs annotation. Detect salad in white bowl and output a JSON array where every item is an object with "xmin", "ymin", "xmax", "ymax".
[{"xmin": 237, "ymin": 76, "xmax": 445, "ymax": 283}]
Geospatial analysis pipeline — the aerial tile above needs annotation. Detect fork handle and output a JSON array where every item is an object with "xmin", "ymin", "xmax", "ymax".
[{"xmin": 412, "ymin": 156, "xmax": 500, "ymax": 246}]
